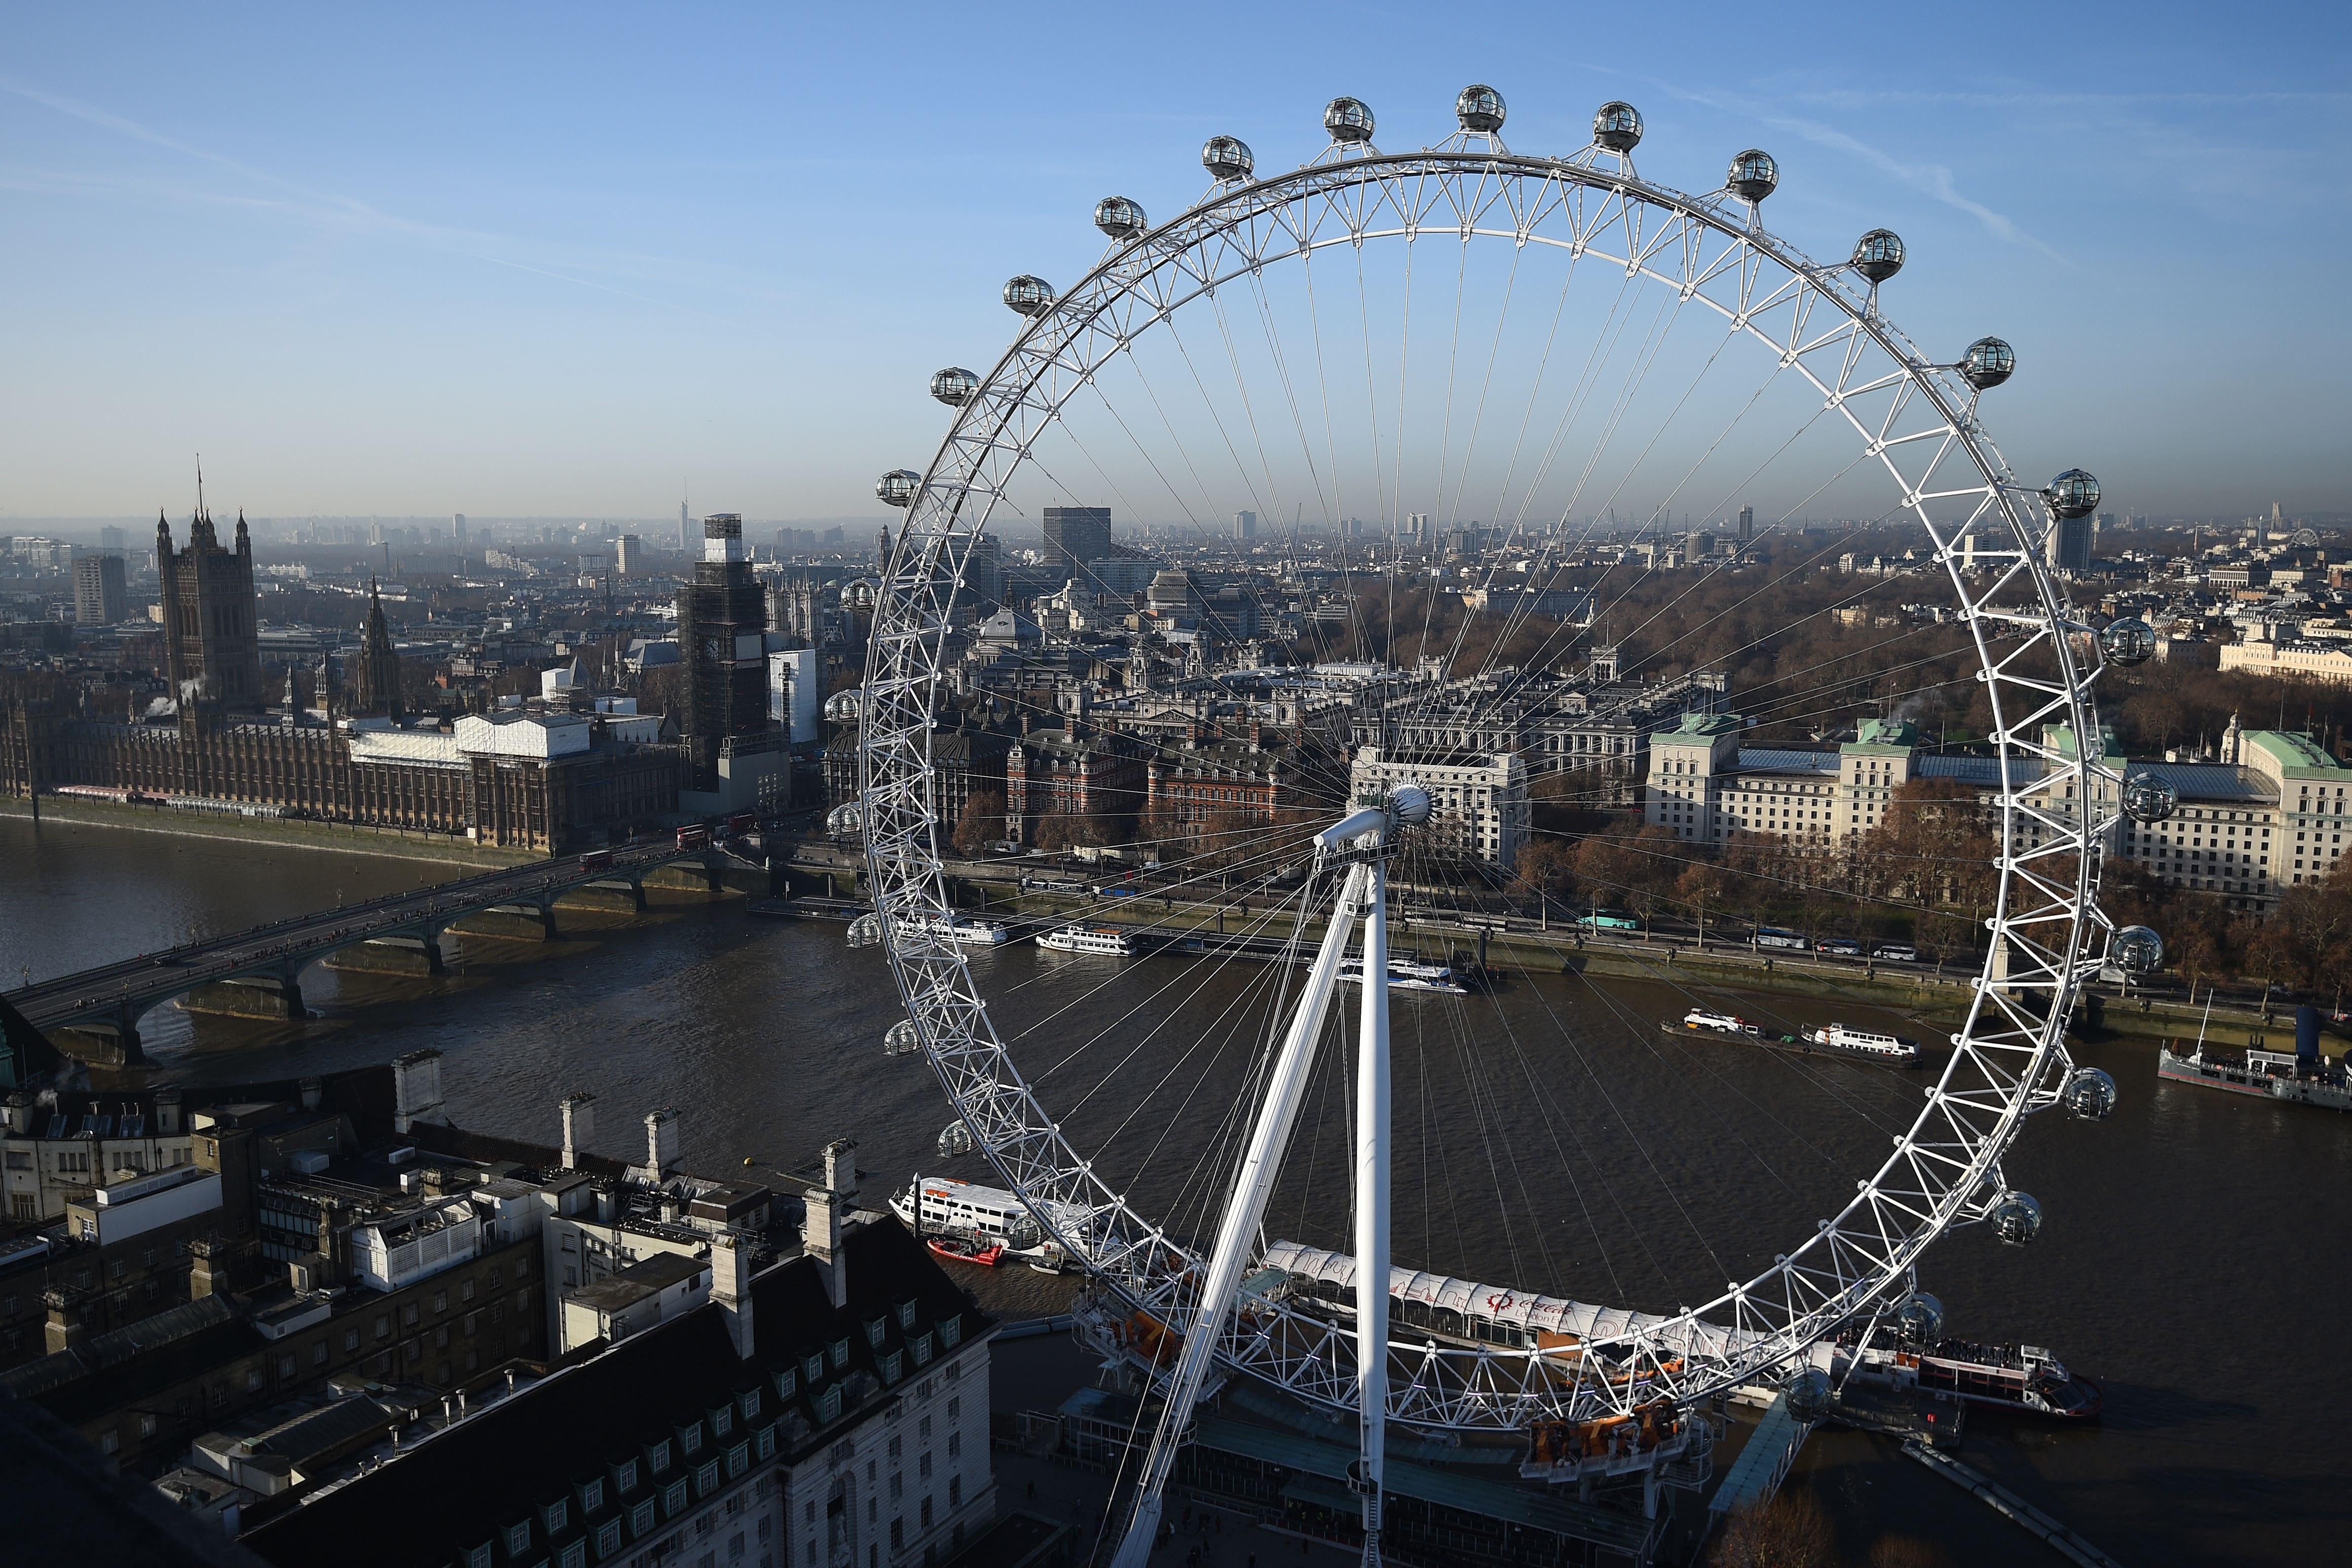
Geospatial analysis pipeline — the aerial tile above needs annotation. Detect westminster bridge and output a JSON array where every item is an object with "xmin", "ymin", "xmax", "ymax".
[{"xmin": 3, "ymin": 842, "xmax": 765, "ymax": 1066}]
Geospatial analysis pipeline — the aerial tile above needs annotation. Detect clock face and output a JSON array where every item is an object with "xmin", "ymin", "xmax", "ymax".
[{"xmin": 705, "ymin": 638, "xmax": 724, "ymax": 661}]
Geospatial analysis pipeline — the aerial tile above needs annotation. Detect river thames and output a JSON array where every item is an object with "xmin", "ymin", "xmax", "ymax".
[{"xmin": 5, "ymin": 813, "xmax": 2344, "ymax": 1565}]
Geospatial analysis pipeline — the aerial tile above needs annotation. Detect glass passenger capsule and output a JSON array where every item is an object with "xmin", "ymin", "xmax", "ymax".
[
  {"xmin": 826, "ymin": 802, "xmax": 864, "ymax": 836},
  {"xmin": 1726, "ymin": 149, "xmax": 1778, "ymax": 203},
  {"xmin": 2062, "ymin": 1067, "xmax": 2119, "ymax": 1121},
  {"xmin": 1202, "ymin": 135, "xmax": 1255, "ymax": 182},
  {"xmin": 1990, "ymin": 1191, "xmax": 2043, "ymax": 1246},
  {"xmin": 1094, "ymin": 196, "xmax": 1147, "ymax": 240},
  {"xmin": 2046, "ymin": 468, "xmax": 2101, "ymax": 520},
  {"xmin": 823, "ymin": 688, "xmax": 864, "ymax": 721},
  {"xmin": 1851, "ymin": 229, "xmax": 1906, "ymax": 283},
  {"xmin": 2122, "ymin": 772, "xmax": 2178, "ymax": 824},
  {"xmin": 1455, "ymin": 84, "xmax": 1506, "ymax": 133},
  {"xmin": 1592, "ymin": 101, "xmax": 1643, "ymax": 151},
  {"xmin": 2113, "ymin": 925, "xmax": 2164, "ymax": 974},
  {"xmin": 875, "ymin": 470, "xmax": 920, "ymax": 508},
  {"xmin": 1002, "ymin": 275, "xmax": 1055, "ymax": 316},
  {"xmin": 1784, "ymin": 1369, "xmax": 1833, "ymax": 1423},
  {"xmin": 2100, "ymin": 617, "xmax": 2156, "ymax": 667},
  {"xmin": 1324, "ymin": 97, "xmax": 1375, "ymax": 143},
  {"xmin": 883, "ymin": 1019, "xmax": 922, "ymax": 1057},
  {"xmin": 846, "ymin": 913, "xmax": 884, "ymax": 949},
  {"xmin": 1892, "ymin": 1292, "xmax": 1945, "ymax": 1345},
  {"xmin": 1961, "ymin": 337, "xmax": 2015, "ymax": 390},
  {"xmin": 937, "ymin": 1121, "xmax": 975, "ymax": 1159},
  {"xmin": 930, "ymin": 367, "xmax": 979, "ymax": 407}
]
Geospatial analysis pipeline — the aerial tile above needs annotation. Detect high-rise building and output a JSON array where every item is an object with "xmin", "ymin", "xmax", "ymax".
[
  {"xmin": 73, "ymin": 554, "xmax": 128, "ymax": 626},
  {"xmin": 615, "ymin": 533, "xmax": 642, "ymax": 575},
  {"xmin": 451, "ymin": 513, "xmax": 468, "ymax": 548},
  {"xmin": 1234, "ymin": 510, "xmax": 1257, "ymax": 541},
  {"xmin": 2053, "ymin": 513, "xmax": 2095, "ymax": 575},
  {"xmin": 1041, "ymin": 506, "xmax": 1112, "ymax": 572},
  {"xmin": 1737, "ymin": 505, "xmax": 1755, "ymax": 545},
  {"xmin": 964, "ymin": 532, "xmax": 1003, "ymax": 605},
  {"xmin": 97, "ymin": 525, "xmax": 127, "ymax": 553},
  {"xmin": 768, "ymin": 646, "xmax": 820, "ymax": 743},
  {"xmin": 679, "ymin": 499, "xmax": 694, "ymax": 552},
  {"xmin": 352, "ymin": 578, "xmax": 405, "ymax": 720},
  {"xmin": 158, "ymin": 506, "xmax": 265, "ymax": 713},
  {"xmin": 675, "ymin": 514, "xmax": 773, "ymax": 794}
]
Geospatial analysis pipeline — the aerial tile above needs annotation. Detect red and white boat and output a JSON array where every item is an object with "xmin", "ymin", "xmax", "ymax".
[{"xmin": 925, "ymin": 1234, "xmax": 1006, "ymax": 1267}]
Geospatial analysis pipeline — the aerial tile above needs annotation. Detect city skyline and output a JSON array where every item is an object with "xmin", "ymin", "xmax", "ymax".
[{"xmin": 2, "ymin": 7, "xmax": 2345, "ymax": 522}]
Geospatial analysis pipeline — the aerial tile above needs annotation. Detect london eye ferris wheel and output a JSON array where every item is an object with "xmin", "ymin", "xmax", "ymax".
[{"xmin": 841, "ymin": 85, "xmax": 2164, "ymax": 1562}]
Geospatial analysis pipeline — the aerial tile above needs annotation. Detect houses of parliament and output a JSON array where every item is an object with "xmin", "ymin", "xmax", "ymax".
[{"xmin": 1, "ymin": 504, "xmax": 684, "ymax": 851}]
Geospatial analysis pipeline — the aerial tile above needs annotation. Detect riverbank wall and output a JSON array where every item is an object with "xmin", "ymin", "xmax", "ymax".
[{"xmin": 1, "ymin": 795, "xmax": 543, "ymax": 870}]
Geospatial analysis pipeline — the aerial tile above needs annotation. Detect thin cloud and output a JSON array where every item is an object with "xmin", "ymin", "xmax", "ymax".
[{"xmin": 0, "ymin": 78, "xmax": 786, "ymax": 328}]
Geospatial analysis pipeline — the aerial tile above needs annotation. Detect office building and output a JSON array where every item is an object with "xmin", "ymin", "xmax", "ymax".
[
  {"xmin": 676, "ymin": 514, "xmax": 784, "ymax": 811},
  {"xmin": 2052, "ymin": 512, "xmax": 2095, "ymax": 574},
  {"xmin": 452, "ymin": 513, "xmax": 468, "ymax": 548},
  {"xmin": 98, "ymin": 525, "xmax": 128, "ymax": 552},
  {"xmin": 768, "ymin": 647, "xmax": 820, "ymax": 744},
  {"xmin": 1350, "ymin": 745, "xmax": 1526, "ymax": 870},
  {"xmin": 1737, "ymin": 506, "xmax": 1754, "ymax": 545},
  {"xmin": 73, "ymin": 554, "xmax": 128, "ymax": 626},
  {"xmin": 616, "ymin": 533, "xmax": 643, "ymax": 576},
  {"xmin": 1041, "ymin": 506, "xmax": 1112, "ymax": 572},
  {"xmin": 1233, "ymin": 510, "xmax": 1257, "ymax": 541}
]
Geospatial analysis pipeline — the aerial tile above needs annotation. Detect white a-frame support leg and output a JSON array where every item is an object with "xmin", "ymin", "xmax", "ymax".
[
  {"xmin": 1105, "ymin": 860, "xmax": 1371, "ymax": 1568},
  {"xmin": 1352, "ymin": 845, "xmax": 1390, "ymax": 1568}
]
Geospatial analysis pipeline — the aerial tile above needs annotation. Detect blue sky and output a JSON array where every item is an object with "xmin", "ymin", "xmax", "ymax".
[{"xmin": 2, "ymin": 2, "xmax": 2346, "ymax": 524}]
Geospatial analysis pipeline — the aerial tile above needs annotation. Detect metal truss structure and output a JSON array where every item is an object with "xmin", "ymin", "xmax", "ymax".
[{"xmin": 857, "ymin": 106, "xmax": 2123, "ymax": 1436}]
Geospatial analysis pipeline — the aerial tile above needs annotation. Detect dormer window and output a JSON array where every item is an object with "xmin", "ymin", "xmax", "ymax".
[
  {"xmin": 649, "ymin": 1439, "xmax": 672, "ymax": 1472},
  {"xmin": 803, "ymin": 1353, "xmax": 824, "ymax": 1385},
  {"xmin": 866, "ymin": 1317, "xmax": 887, "ymax": 1347},
  {"xmin": 681, "ymin": 1424, "xmax": 703, "ymax": 1456},
  {"xmin": 896, "ymin": 1299, "xmax": 917, "ymax": 1329},
  {"xmin": 828, "ymin": 1337, "xmax": 850, "ymax": 1370},
  {"xmin": 741, "ymin": 1389, "xmax": 762, "ymax": 1420},
  {"xmin": 508, "ymin": 1523, "xmax": 530, "ymax": 1555},
  {"xmin": 775, "ymin": 1367, "xmax": 798, "ymax": 1400},
  {"xmin": 544, "ymin": 1499, "xmax": 568, "ymax": 1535},
  {"xmin": 616, "ymin": 1460, "xmax": 638, "ymax": 1493},
  {"xmin": 580, "ymin": 1479, "xmax": 603, "ymax": 1514},
  {"xmin": 712, "ymin": 1405, "xmax": 733, "ymax": 1436}
]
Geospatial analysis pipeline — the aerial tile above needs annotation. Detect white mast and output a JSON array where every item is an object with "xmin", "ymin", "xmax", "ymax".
[{"xmin": 1105, "ymin": 788, "xmax": 1427, "ymax": 1568}]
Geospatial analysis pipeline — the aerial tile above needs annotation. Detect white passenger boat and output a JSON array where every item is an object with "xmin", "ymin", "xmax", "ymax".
[
  {"xmin": 1037, "ymin": 926, "xmax": 1135, "ymax": 957},
  {"xmin": 890, "ymin": 1175, "xmax": 1088, "ymax": 1271},
  {"xmin": 1338, "ymin": 958, "xmax": 1469, "ymax": 995},
  {"xmin": 1801, "ymin": 1023, "xmax": 1922, "ymax": 1065},
  {"xmin": 912, "ymin": 915, "xmax": 1011, "ymax": 946}
]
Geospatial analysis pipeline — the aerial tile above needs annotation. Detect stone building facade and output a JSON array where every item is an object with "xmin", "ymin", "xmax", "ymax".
[
  {"xmin": 0, "ymin": 705, "xmax": 686, "ymax": 853},
  {"xmin": 158, "ymin": 506, "xmax": 265, "ymax": 713}
]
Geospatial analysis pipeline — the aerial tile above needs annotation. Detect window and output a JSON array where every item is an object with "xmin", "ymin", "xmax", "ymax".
[
  {"xmin": 402, "ymin": 1304, "xmax": 420, "ymax": 1328},
  {"xmin": 683, "ymin": 1424, "xmax": 703, "ymax": 1456},
  {"xmin": 582, "ymin": 1479, "xmax": 604, "ymax": 1514},
  {"xmin": 633, "ymin": 1502, "xmax": 656, "ymax": 1534},
  {"xmin": 948, "ymin": 1478, "xmax": 961, "ymax": 1508},
  {"xmin": 467, "ymin": 1546, "xmax": 492, "ymax": 1568},
  {"xmin": 918, "ymin": 1454, "xmax": 931, "ymax": 1480},
  {"xmin": 666, "ymin": 1482, "xmax": 689, "ymax": 1515},
  {"xmin": 891, "ymin": 1520, "xmax": 904, "ymax": 1550},
  {"xmin": 517, "ymin": 1257, "xmax": 532, "ymax": 1280},
  {"xmin": 140, "ymin": 1413, "xmax": 158, "ymax": 1438},
  {"xmin": 698, "ymin": 1462, "xmax": 719, "ymax": 1495},
  {"xmin": 561, "ymin": 1543, "xmax": 585, "ymax": 1568},
  {"xmin": 713, "ymin": 1405, "xmax": 733, "ymax": 1436},
  {"xmin": 374, "ymin": 1315, "xmax": 391, "ymax": 1341},
  {"xmin": 598, "ymin": 1521, "xmax": 623, "ymax": 1556},
  {"xmin": 887, "ymin": 1436, "xmax": 901, "ymax": 1460},
  {"xmin": 828, "ymin": 1338, "xmax": 848, "ymax": 1370},
  {"xmin": 652, "ymin": 1440, "xmax": 673, "ymax": 1472},
  {"xmin": 100, "ymin": 1430, "xmax": 120, "ymax": 1456},
  {"xmin": 920, "ymin": 1499, "xmax": 932, "ymax": 1529},
  {"xmin": 313, "ymin": 1340, "xmax": 329, "ymax": 1366},
  {"xmin": 618, "ymin": 1460, "xmax": 639, "ymax": 1493},
  {"xmin": 819, "ymin": 1387, "xmax": 841, "ymax": 1421},
  {"xmin": 731, "ymin": 1533, "xmax": 746, "ymax": 1561},
  {"xmin": 463, "ymin": 1279, "xmax": 477, "ymax": 1302},
  {"xmin": 918, "ymin": 1416, "xmax": 931, "ymax": 1441},
  {"xmin": 728, "ymin": 1444, "xmax": 749, "ymax": 1478},
  {"xmin": 509, "ymin": 1523, "xmax": 532, "ymax": 1555},
  {"xmin": 547, "ymin": 1500, "xmax": 570, "ymax": 1534}
]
